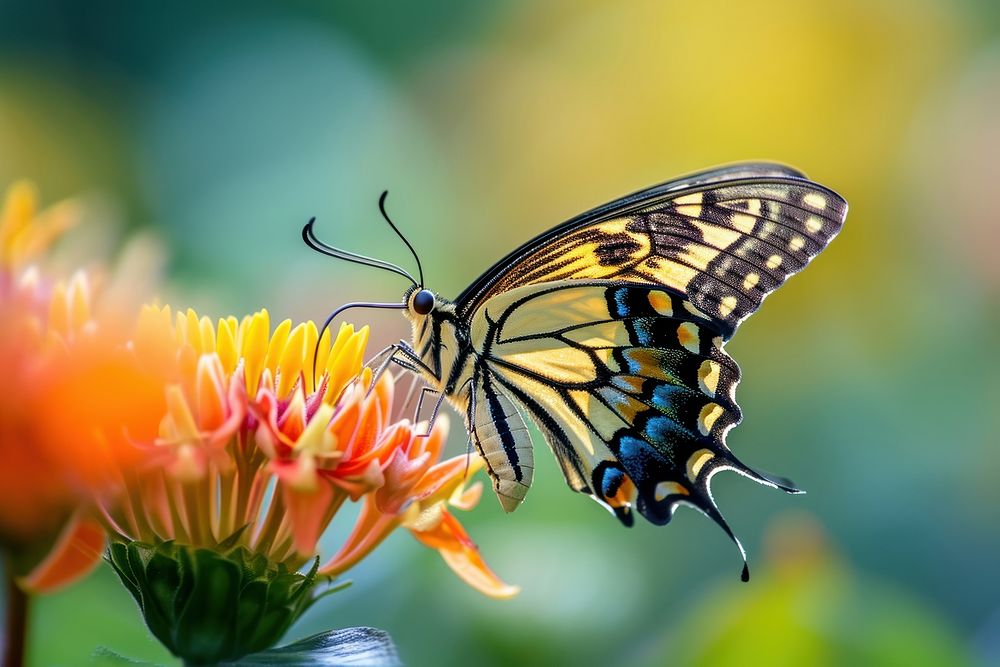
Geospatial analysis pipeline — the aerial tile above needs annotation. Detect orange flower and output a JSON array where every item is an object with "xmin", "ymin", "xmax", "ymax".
[
  {"xmin": 0, "ymin": 181, "xmax": 161, "ymax": 591},
  {"xmin": 0, "ymin": 179, "xmax": 514, "ymax": 664},
  {"xmin": 325, "ymin": 418, "xmax": 518, "ymax": 598},
  {"xmin": 100, "ymin": 305, "xmax": 515, "ymax": 597}
]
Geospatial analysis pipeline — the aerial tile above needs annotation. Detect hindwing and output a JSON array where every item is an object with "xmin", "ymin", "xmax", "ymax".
[{"xmin": 468, "ymin": 281, "xmax": 796, "ymax": 569}]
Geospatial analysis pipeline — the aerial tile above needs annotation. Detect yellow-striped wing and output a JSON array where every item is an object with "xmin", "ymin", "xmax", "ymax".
[
  {"xmin": 455, "ymin": 164, "xmax": 847, "ymax": 577},
  {"xmin": 456, "ymin": 163, "xmax": 847, "ymax": 339},
  {"xmin": 469, "ymin": 280, "xmax": 798, "ymax": 578}
]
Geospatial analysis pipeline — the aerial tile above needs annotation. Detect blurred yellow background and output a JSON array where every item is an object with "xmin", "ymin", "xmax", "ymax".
[{"xmin": 1, "ymin": 0, "xmax": 997, "ymax": 665}]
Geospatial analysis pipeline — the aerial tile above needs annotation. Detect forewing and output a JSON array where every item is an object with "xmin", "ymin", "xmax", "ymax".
[{"xmin": 457, "ymin": 163, "xmax": 847, "ymax": 339}]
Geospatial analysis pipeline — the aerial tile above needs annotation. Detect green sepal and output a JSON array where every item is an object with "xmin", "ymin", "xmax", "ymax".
[
  {"xmin": 215, "ymin": 524, "xmax": 252, "ymax": 552},
  {"xmin": 105, "ymin": 540, "xmax": 334, "ymax": 664}
]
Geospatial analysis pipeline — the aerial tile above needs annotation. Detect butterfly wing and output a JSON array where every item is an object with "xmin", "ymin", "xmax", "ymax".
[
  {"xmin": 454, "ymin": 164, "xmax": 846, "ymax": 575},
  {"xmin": 456, "ymin": 163, "xmax": 847, "ymax": 339},
  {"xmin": 468, "ymin": 280, "xmax": 794, "ymax": 576}
]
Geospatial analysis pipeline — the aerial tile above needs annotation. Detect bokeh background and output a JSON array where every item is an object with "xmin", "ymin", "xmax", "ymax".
[{"xmin": 2, "ymin": 1, "xmax": 998, "ymax": 665}]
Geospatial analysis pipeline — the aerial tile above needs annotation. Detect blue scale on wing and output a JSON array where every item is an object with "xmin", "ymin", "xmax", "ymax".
[
  {"xmin": 580, "ymin": 315, "xmax": 800, "ymax": 580},
  {"xmin": 479, "ymin": 280, "xmax": 806, "ymax": 579}
]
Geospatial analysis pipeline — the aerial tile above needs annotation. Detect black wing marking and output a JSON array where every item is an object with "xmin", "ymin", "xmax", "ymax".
[
  {"xmin": 455, "ymin": 163, "xmax": 847, "ymax": 339},
  {"xmin": 468, "ymin": 280, "xmax": 800, "ymax": 577}
]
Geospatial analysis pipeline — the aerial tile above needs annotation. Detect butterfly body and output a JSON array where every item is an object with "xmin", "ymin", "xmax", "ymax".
[
  {"xmin": 402, "ymin": 287, "xmax": 536, "ymax": 512},
  {"xmin": 327, "ymin": 163, "xmax": 847, "ymax": 577}
]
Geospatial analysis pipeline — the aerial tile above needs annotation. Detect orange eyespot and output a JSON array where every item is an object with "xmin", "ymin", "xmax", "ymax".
[{"xmin": 412, "ymin": 289, "xmax": 435, "ymax": 315}]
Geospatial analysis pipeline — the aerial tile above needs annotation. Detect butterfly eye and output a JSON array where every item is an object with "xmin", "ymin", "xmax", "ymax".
[{"xmin": 412, "ymin": 289, "xmax": 435, "ymax": 315}]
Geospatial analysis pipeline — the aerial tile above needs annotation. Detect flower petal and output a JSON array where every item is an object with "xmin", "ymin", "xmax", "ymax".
[
  {"xmin": 410, "ymin": 452, "xmax": 484, "ymax": 507},
  {"xmin": 19, "ymin": 514, "xmax": 105, "ymax": 594},
  {"xmin": 278, "ymin": 476, "xmax": 340, "ymax": 556},
  {"xmin": 449, "ymin": 480, "xmax": 484, "ymax": 512},
  {"xmin": 410, "ymin": 509, "xmax": 518, "ymax": 599},
  {"xmin": 319, "ymin": 495, "xmax": 399, "ymax": 577},
  {"xmin": 329, "ymin": 459, "xmax": 385, "ymax": 501}
]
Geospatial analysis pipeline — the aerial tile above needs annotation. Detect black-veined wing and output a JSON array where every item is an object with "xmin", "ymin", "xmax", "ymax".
[{"xmin": 456, "ymin": 163, "xmax": 847, "ymax": 340}]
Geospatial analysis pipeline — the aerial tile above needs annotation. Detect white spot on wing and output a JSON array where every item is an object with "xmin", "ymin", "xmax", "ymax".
[
  {"xmin": 686, "ymin": 448, "xmax": 714, "ymax": 480},
  {"xmin": 677, "ymin": 322, "xmax": 700, "ymax": 353},
  {"xmin": 803, "ymin": 192, "xmax": 827, "ymax": 210},
  {"xmin": 698, "ymin": 359, "xmax": 720, "ymax": 397}
]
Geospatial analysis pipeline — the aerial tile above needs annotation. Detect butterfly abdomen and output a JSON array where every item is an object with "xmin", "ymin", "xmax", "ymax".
[{"xmin": 468, "ymin": 372, "xmax": 534, "ymax": 512}]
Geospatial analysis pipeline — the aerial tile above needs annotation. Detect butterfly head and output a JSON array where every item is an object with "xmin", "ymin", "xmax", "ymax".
[
  {"xmin": 302, "ymin": 191, "xmax": 438, "ymax": 372},
  {"xmin": 401, "ymin": 284, "xmax": 456, "ymax": 324}
]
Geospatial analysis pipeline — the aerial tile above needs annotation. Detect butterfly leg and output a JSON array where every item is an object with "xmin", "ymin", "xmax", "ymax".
[
  {"xmin": 389, "ymin": 341, "xmax": 439, "ymax": 379},
  {"xmin": 364, "ymin": 343, "xmax": 397, "ymax": 370},
  {"xmin": 364, "ymin": 343, "xmax": 404, "ymax": 395},
  {"xmin": 414, "ymin": 390, "xmax": 447, "ymax": 438},
  {"xmin": 365, "ymin": 341, "xmax": 438, "ymax": 396},
  {"xmin": 463, "ymin": 378, "xmax": 479, "ymax": 482},
  {"xmin": 412, "ymin": 386, "xmax": 436, "ymax": 421},
  {"xmin": 316, "ymin": 342, "xmax": 394, "ymax": 405}
]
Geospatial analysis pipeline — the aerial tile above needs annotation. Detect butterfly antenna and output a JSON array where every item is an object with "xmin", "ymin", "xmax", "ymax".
[
  {"xmin": 310, "ymin": 299, "xmax": 406, "ymax": 387},
  {"xmin": 378, "ymin": 191, "xmax": 424, "ymax": 287},
  {"xmin": 302, "ymin": 218, "xmax": 418, "ymax": 286}
]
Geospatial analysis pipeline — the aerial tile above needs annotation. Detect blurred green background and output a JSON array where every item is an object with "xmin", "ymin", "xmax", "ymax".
[{"xmin": 2, "ymin": 0, "xmax": 998, "ymax": 665}]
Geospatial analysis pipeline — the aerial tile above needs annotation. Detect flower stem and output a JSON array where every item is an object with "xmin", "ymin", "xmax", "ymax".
[{"xmin": 3, "ymin": 557, "xmax": 29, "ymax": 667}]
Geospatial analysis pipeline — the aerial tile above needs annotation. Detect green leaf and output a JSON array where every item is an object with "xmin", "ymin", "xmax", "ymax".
[
  {"xmin": 247, "ymin": 605, "xmax": 296, "ymax": 656},
  {"xmin": 224, "ymin": 628, "xmax": 401, "ymax": 666},
  {"xmin": 89, "ymin": 647, "xmax": 163, "ymax": 666},
  {"xmin": 287, "ymin": 557, "xmax": 321, "ymax": 605},
  {"xmin": 242, "ymin": 549, "xmax": 271, "ymax": 579},
  {"xmin": 107, "ymin": 542, "xmax": 141, "ymax": 600},
  {"xmin": 125, "ymin": 546, "xmax": 175, "ymax": 651},
  {"xmin": 234, "ymin": 580, "xmax": 270, "ymax": 654},
  {"xmin": 173, "ymin": 545, "xmax": 195, "ymax": 620}
]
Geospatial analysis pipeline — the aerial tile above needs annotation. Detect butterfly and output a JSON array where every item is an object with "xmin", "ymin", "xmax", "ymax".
[{"xmin": 304, "ymin": 162, "xmax": 847, "ymax": 580}]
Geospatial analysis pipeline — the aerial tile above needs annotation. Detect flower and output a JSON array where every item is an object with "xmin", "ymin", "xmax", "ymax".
[
  {"xmin": 0, "ymin": 181, "xmax": 161, "ymax": 591},
  {"xmin": 0, "ymin": 179, "xmax": 514, "ymax": 663},
  {"xmin": 325, "ymin": 418, "xmax": 519, "ymax": 598},
  {"xmin": 109, "ymin": 305, "xmax": 512, "ymax": 590},
  {"xmin": 0, "ymin": 180, "xmax": 86, "ymax": 549},
  {"xmin": 97, "ymin": 305, "xmax": 515, "ymax": 662}
]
